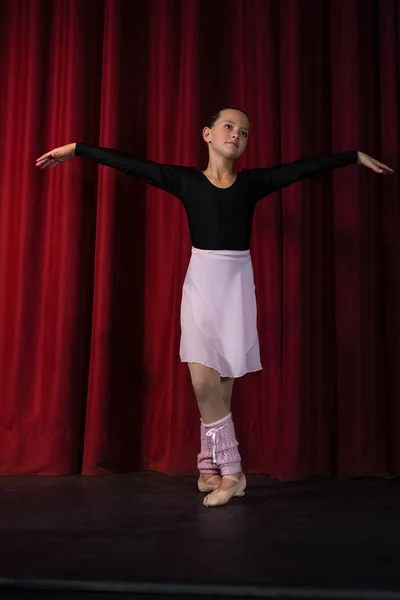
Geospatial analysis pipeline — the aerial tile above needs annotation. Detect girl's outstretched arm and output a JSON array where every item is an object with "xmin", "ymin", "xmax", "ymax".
[
  {"xmin": 248, "ymin": 150, "xmax": 395, "ymax": 201},
  {"xmin": 36, "ymin": 142, "xmax": 189, "ymax": 198}
]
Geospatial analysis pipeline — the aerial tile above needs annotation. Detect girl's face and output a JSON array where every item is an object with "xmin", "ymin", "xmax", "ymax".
[{"xmin": 203, "ymin": 109, "xmax": 250, "ymax": 160}]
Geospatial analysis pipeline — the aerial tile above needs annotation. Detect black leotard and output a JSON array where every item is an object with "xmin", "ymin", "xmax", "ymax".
[{"xmin": 75, "ymin": 143, "xmax": 358, "ymax": 250}]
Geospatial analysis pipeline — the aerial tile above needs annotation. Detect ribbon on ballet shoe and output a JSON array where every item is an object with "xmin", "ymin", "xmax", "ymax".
[
  {"xmin": 197, "ymin": 474, "xmax": 222, "ymax": 493},
  {"xmin": 203, "ymin": 473, "xmax": 247, "ymax": 507}
]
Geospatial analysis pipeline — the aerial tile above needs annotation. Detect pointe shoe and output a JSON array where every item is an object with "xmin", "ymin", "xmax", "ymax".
[
  {"xmin": 198, "ymin": 474, "xmax": 222, "ymax": 493},
  {"xmin": 203, "ymin": 473, "xmax": 247, "ymax": 507}
]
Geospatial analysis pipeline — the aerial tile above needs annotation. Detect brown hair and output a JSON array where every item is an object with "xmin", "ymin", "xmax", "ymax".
[{"xmin": 208, "ymin": 107, "xmax": 250, "ymax": 128}]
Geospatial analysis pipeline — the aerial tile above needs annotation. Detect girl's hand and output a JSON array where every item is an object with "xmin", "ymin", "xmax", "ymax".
[
  {"xmin": 357, "ymin": 151, "xmax": 395, "ymax": 175},
  {"xmin": 36, "ymin": 143, "xmax": 77, "ymax": 170}
]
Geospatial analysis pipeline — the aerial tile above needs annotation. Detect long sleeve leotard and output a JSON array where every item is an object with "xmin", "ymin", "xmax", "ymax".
[{"xmin": 75, "ymin": 143, "xmax": 358, "ymax": 250}]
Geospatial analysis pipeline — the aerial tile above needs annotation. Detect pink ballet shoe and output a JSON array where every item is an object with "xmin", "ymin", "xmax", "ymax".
[
  {"xmin": 203, "ymin": 473, "xmax": 246, "ymax": 507},
  {"xmin": 197, "ymin": 474, "xmax": 222, "ymax": 493}
]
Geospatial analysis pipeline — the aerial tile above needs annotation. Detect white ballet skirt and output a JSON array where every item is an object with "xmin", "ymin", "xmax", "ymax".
[{"xmin": 179, "ymin": 247, "xmax": 262, "ymax": 378}]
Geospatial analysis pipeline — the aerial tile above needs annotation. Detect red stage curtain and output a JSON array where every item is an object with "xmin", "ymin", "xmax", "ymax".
[{"xmin": 0, "ymin": 0, "xmax": 399, "ymax": 480}]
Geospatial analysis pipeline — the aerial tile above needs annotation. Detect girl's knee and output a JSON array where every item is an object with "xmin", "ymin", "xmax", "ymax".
[
  {"xmin": 188, "ymin": 364, "xmax": 220, "ymax": 401},
  {"xmin": 192, "ymin": 376, "xmax": 217, "ymax": 400}
]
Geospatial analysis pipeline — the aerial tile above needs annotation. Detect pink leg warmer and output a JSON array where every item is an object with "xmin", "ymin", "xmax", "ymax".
[
  {"xmin": 197, "ymin": 418, "xmax": 220, "ymax": 474},
  {"xmin": 202, "ymin": 412, "xmax": 242, "ymax": 476}
]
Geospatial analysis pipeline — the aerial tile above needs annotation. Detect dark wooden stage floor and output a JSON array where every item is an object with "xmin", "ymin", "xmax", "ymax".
[{"xmin": 0, "ymin": 472, "xmax": 399, "ymax": 599}]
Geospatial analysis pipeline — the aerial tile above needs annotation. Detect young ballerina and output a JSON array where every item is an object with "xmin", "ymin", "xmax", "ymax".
[{"xmin": 36, "ymin": 107, "xmax": 394, "ymax": 507}]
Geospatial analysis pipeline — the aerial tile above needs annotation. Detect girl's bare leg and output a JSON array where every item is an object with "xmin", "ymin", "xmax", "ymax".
[
  {"xmin": 220, "ymin": 376, "xmax": 235, "ymax": 412},
  {"xmin": 188, "ymin": 363, "xmax": 227, "ymax": 423}
]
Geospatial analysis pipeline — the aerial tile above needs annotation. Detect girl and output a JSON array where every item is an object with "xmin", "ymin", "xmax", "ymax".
[{"xmin": 36, "ymin": 107, "xmax": 394, "ymax": 507}]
